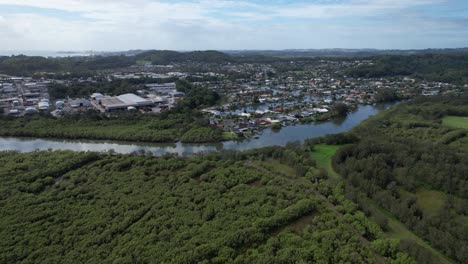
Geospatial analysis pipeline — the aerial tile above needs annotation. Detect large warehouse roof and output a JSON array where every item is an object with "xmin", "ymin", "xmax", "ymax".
[
  {"xmin": 100, "ymin": 93, "xmax": 154, "ymax": 111},
  {"xmin": 117, "ymin": 93, "xmax": 152, "ymax": 106}
]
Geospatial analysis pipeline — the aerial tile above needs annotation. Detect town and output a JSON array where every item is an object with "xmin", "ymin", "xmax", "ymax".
[{"xmin": 0, "ymin": 59, "xmax": 463, "ymax": 140}]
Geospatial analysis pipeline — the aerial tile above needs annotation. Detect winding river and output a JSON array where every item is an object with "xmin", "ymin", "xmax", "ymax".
[{"xmin": 0, "ymin": 103, "xmax": 395, "ymax": 156}]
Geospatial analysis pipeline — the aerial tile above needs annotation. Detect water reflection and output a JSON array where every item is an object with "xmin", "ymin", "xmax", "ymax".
[{"xmin": 331, "ymin": 115, "xmax": 347, "ymax": 126}]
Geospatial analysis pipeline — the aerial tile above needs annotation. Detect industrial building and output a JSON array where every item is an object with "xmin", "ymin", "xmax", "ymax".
[
  {"xmin": 70, "ymin": 99, "xmax": 92, "ymax": 108},
  {"xmin": 99, "ymin": 93, "xmax": 154, "ymax": 112}
]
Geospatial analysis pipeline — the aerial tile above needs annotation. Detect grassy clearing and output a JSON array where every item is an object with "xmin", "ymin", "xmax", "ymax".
[
  {"xmin": 442, "ymin": 116, "xmax": 468, "ymax": 129},
  {"xmin": 266, "ymin": 161, "xmax": 298, "ymax": 176},
  {"xmin": 222, "ymin": 132, "xmax": 239, "ymax": 140},
  {"xmin": 257, "ymin": 160, "xmax": 299, "ymax": 177},
  {"xmin": 415, "ymin": 189, "xmax": 447, "ymax": 216},
  {"xmin": 310, "ymin": 144, "xmax": 343, "ymax": 179}
]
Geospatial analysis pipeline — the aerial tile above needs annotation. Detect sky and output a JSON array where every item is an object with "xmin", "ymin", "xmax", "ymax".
[{"xmin": 0, "ymin": 0, "xmax": 467, "ymax": 51}]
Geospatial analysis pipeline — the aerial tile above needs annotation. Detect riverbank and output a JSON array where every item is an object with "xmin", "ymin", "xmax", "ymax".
[
  {"xmin": 0, "ymin": 103, "xmax": 396, "ymax": 155},
  {"xmin": 0, "ymin": 111, "xmax": 226, "ymax": 144}
]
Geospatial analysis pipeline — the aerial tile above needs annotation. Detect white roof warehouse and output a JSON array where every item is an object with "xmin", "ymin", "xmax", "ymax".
[{"xmin": 99, "ymin": 93, "xmax": 154, "ymax": 112}]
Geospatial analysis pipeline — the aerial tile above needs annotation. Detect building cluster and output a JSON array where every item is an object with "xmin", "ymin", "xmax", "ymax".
[
  {"xmin": 1, "ymin": 58, "xmax": 464, "ymax": 140},
  {"xmin": 0, "ymin": 75, "xmax": 185, "ymax": 116},
  {"xmin": 109, "ymin": 71, "xmax": 187, "ymax": 80},
  {"xmin": 191, "ymin": 60, "xmax": 463, "ymax": 138},
  {"xmin": 0, "ymin": 77, "xmax": 51, "ymax": 115}
]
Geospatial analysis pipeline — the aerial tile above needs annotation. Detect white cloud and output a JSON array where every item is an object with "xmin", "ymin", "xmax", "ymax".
[
  {"xmin": 0, "ymin": 0, "xmax": 465, "ymax": 50},
  {"xmin": 268, "ymin": 0, "xmax": 449, "ymax": 18}
]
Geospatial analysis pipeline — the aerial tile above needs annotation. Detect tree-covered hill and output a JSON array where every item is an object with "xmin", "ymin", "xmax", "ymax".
[
  {"xmin": 346, "ymin": 53, "xmax": 468, "ymax": 84},
  {"xmin": 134, "ymin": 50, "xmax": 233, "ymax": 64},
  {"xmin": 0, "ymin": 50, "xmax": 235, "ymax": 76},
  {"xmin": 228, "ymin": 48, "xmax": 468, "ymax": 58},
  {"xmin": 0, "ymin": 55, "xmax": 134, "ymax": 76},
  {"xmin": 2, "ymin": 50, "xmax": 468, "ymax": 83}
]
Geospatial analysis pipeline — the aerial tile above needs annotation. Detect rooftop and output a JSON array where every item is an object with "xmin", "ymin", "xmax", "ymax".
[
  {"xmin": 100, "ymin": 97, "xmax": 127, "ymax": 108},
  {"xmin": 118, "ymin": 93, "xmax": 147, "ymax": 104},
  {"xmin": 101, "ymin": 93, "xmax": 154, "ymax": 109}
]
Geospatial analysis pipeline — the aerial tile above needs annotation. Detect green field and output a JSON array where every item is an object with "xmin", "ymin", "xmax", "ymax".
[
  {"xmin": 441, "ymin": 116, "xmax": 468, "ymax": 148},
  {"xmin": 442, "ymin": 116, "xmax": 468, "ymax": 129},
  {"xmin": 222, "ymin": 132, "xmax": 239, "ymax": 140},
  {"xmin": 310, "ymin": 144, "xmax": 342, "ymax": 179}
]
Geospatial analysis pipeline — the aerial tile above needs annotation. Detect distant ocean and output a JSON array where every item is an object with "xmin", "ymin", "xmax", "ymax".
[{"xmin": 0, "ymin": 51, "xmax": 94, "ymax": 57}]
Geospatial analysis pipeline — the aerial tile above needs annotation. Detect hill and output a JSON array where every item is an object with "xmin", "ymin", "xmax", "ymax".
[
  {"xmin": 346, "ymin": 53, "xmax": 468, "ymax": 84},
  {"xmin": 0, "ymin": 50, "xmax": 233, "ymax": 76},
  {"xmin": 226, "ymin": 48, "xmax": 468, "ymax": 58},
  {"xmin": 135, "ymin": 50, "xmax": 233, "ymax": 64}
]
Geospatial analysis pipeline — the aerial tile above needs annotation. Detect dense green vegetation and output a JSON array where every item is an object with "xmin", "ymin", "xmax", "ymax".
[
  {"xmin": 0, "ymin": 146, "xmax": 416, "ymax": 263},
  {"xmin": 0, "ymin": 111, "xmax": 222, "ymax": 143},
  {"xmin": 374, "ymin": 88, "xmax": 404, "ymax": 103},
  {"xmin": 347, "ymin": 53, "xmax": 468, "ymax": 84},
  {"xmin": 332, "ymin": 94, "xmax": 468, "ymax": 263},
  {"xmin": 307, "ymin": 140, "xmax": 453, "ymax": 264},
  {"xmin": 174, "ymin": 80, "xmax": 221, "ymax": 110}
]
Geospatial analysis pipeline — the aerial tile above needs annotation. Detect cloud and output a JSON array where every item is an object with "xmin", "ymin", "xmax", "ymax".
[{"xmin": 0, "ymin": 0, "xmax": 465, "ymax": 50}]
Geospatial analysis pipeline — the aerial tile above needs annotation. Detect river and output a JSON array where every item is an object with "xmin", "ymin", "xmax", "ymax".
[{"xmin": 0, "ymin": 103, "xmax": 394, "ymax": 156}]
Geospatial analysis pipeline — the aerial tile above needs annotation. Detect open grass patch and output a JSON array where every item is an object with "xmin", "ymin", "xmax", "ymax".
[
  {"xmin": 415, "ymin": 189, "xmax": 447, "ymax": 216},
  {"xmin": 263, "ymin": 160, "xmax": 298, "ymax": 177},
  {"xmin": 310, "ymin": 144, "xmax": 343, "ymax": 179},
  {"xmin": 222, "ymin": 132, "xmax": 239, "ymax": 140},
  {"xmin": 442, "ymin": 116, "xmax": 468, "ymax": 129}
]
